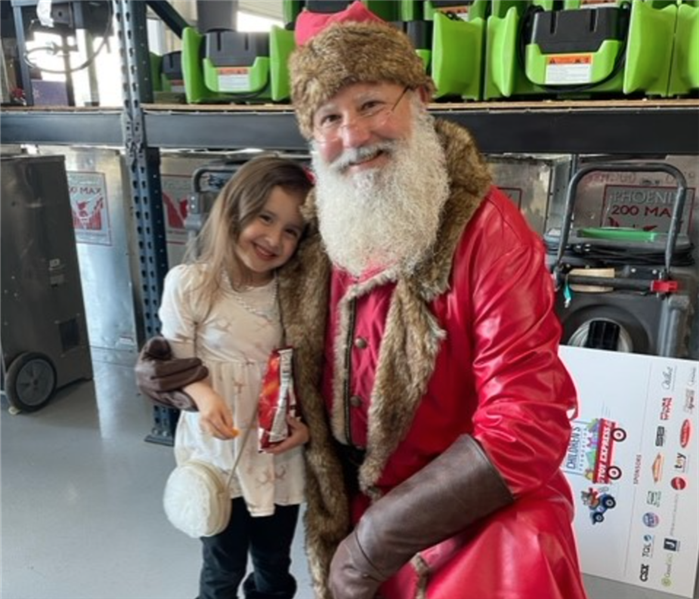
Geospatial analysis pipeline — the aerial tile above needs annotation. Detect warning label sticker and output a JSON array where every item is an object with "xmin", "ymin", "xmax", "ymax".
[
  {"xmin": 217, "ymin": 67, "xmax": 250, "ymax": 93},
  {"xmin": 436, "ymin": 5, "xmax": 470, "ymax": 20},
  {"xmin": 169, "ymin": 79, "xmax": 185, "ymax": 93},
  {"xmin": 545, "ymin": 54, "xmax": 593, "ymax": 85}
]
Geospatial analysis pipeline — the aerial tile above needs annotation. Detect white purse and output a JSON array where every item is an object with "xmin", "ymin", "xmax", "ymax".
[
  {"xmin": 163, "ymin": 459, "xmax": 234, "ymax": 538},
  {"xmin": 163, "ymin": 413, "xmax": 255, "ymax": 539}
]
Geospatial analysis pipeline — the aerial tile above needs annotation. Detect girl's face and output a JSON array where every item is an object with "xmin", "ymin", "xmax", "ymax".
[{"xmin": 234, "ymin": 185, "xmax": 305, "ymax": 285}]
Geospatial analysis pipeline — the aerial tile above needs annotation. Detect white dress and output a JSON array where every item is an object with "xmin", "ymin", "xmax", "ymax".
[{"xmin": 158, "ymin": 264, "xmax": 305, "ymax": 517}]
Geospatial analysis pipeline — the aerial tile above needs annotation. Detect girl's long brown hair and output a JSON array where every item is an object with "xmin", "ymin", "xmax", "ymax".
[{"xmin": 184, "ymin": 154, "xmax": 312, "ymax": 316}]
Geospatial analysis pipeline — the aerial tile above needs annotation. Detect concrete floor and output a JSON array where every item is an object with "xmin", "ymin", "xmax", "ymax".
[{"xmin": 1, "ymin": 353, "xmax": 697, "ymax": 599}]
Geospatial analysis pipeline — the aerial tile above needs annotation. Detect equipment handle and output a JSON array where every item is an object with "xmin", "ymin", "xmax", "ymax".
[{"xmin": 553, "ymin": 162, "xmax": 688, "ymax": 286}]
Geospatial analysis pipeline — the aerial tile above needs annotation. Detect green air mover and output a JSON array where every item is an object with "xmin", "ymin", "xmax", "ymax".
[
  {"xmin": 423, "ymin": 2, "xmax": 490, "ymax": 100},
  {"xmin": 150, "ymin": 51, "xmax": 186, "ymax": 103},
  {"xmin": 391, "ymin": 20, "xmax": 433, "ymax": 70},
  {"xmin": 484, "ymin": 0, "xmax": 678, "ymax": 100},
  {"xmin": 161, "ymin": 52, "xmax": 185, "ymax": 93},
  {"xmin": 181, "ymin": 26, "xmax": 295, "ymax": 104},
  {"xmin": 400, "ymin": 0, "xmax": 424, "ymax": 21},
  {"xmin": 525, "ymin": 5, "xmax": 630, "ymax": 88},
  {"xmin": 296, "ymin": 1, "xmax": 400, "ymax": 21},
  {"xmin": 150, "ymin": 52, "xmax": 163, "ymax": 91},
  {"xmin": 668, "ymin": 0, "xmax": 699, "ymax": 96},
  {"xmin": 283, "ymin": 0, "xmax": 305, "ymax": 25}
]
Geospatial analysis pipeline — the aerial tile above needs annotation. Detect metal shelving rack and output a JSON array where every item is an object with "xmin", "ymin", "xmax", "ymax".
[{"xmin": 2, "ymin": 0, "xmax": 698, "ymax": 444}]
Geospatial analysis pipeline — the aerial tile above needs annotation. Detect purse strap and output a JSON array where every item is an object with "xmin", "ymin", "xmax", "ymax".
[{"xmin": 224, "ymin": 406, "xmax": 259, "ymax": 488}]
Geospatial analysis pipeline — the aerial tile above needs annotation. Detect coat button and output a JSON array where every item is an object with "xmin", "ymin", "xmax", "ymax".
[
  {"xmin": 349, "ymin": 395, "xmax": 363, "ymax": 408},
  {"xmin": 354, "ymin": 337, "xmax": 368, "ymax": 349}
]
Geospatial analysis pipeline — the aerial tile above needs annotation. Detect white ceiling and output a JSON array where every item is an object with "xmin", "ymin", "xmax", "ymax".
[
  {"xmin": 238, "ymin": 0, "xmax": 284, "ymax": 20},
  {"xmin": 154, "ymin": 1, "xmax": 284, "ymax": 25}
]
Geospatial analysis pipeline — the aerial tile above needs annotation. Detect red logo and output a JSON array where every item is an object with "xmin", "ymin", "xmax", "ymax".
[
  {"xmin": 680, "ymin": 420, "xmax": 692, "ymax": 448},
  {"xmin": 163, "ymin": 192, "xmax": 188, "ymax": 230},
  {"xmin": 671, "ymin": 477, "xmax": 687, "ymax": 491},
  {"xmin": 72, "ymin": 196, "xmax": 104, "ymax": 230}
]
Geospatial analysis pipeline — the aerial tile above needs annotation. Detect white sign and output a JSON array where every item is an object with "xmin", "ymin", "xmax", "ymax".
[
  {"xmin": 67, "ymin": 171, "xmax": 112, "ymax": 246},
  {"xmin": 560, "ymin": 346, "xmax": 698, "ymax": 597}
]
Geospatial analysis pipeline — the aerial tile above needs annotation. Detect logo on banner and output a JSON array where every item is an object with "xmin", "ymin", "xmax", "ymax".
[
  {"xmin": 655, "ymin": 426, "xmax": 666, "ymax": 447},
  {"xmin": 641, "ymin": 534, "xmax": 655, "ymax": 558},
  {"xmin": 673, "ymin": 453, "xmax": 689, "ymax": 474},
  {"xmin": 660, "ymin": 397, "xmax": 673, "ymax": 421},
  {"xmin": 684, "ymin": 389, "xmax": 695, "ymax": 415},
  {"xmin": 680, "ymin": 420, "xmax": 692, "ymax": 447},
  {"xmin": 639, "ymin": 563, "xmax": 650, "ymax": 582},
  {"xmin": 643, "ymin": 512, "xmax": 660, "ymax": 528},
  {"xmin": 563, "ymin": 418, "xmax": 626, "ymax": 484},
  {"xmin": 671, "ymin": 477, "xmax": 687, "ymax": 491},
  {"xmin": 651, "ymin": 454, "xmax": 665, "ymax": 483},
  {"xmin": 68, "ymin": 171, "xmax": 112, "ymax": 246}
]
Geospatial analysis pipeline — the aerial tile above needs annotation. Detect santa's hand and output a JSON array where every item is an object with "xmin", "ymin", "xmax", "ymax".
[{"xmin": 328, "ymin": 529, "xmax": 384, "ymax": 599}]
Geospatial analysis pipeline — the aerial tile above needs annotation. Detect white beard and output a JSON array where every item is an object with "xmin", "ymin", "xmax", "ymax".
[{"xmin": 311, "ymin": 107, "xmax": 450, "ymax": 277}]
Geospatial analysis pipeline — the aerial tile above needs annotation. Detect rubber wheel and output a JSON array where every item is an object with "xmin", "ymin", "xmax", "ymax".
[
  {"xmin": 602, "ymin": 495, "xmax": 617, "ymax": 509},
  {"xmin": 5, "ymin": 352, "xmax": 57, "ymax": 413},
  {"xmin": 608, "ymin": 466, "xmax": 622, "ymax": 481},
  {"xmin": 612, "ymin": 428, "xmax": 627, "ymax": 442}
]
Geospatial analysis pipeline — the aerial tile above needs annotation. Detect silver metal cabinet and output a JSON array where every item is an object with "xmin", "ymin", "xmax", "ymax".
[
  {"xmin": 35, "ymin": 146, "xmax": 144, "ymax": 364},
  {"xmin": 487, "ymin": 154, "xmax": 572, "ymax": 236}
]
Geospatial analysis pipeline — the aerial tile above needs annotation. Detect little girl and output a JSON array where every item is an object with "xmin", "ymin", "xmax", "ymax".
[{"xmin": 157, "ymin": 155, "xmax": 312, "ymax": 599}]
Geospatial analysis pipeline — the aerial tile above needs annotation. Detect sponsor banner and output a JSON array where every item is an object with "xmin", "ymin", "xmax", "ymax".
[
  {"xmin": 67, "ymin": 171, "xmax": 112, "ymax": 246},
  {"xmin": 560, "ymin": 347, "xmax": 698, "ymax": 597}
]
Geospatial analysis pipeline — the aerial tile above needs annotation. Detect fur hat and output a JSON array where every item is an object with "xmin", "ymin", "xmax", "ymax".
[{"xmin": 289, "ymin": 16, "xmax": 434, "ymax": 139}]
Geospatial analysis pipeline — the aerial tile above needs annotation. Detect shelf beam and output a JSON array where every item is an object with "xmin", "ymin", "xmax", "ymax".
[
  {"xmin": 3, "ymin": 104, "xmax": 698, "ymax": 154},
  {"xmin": 434, "ymin": 107, "xmax": 699, "ymax": 155},
  {"xmin": 142, "ymin": 104, "xmax": 699, "ymax": 154},
  {"xmin": 0, "ymin": 110, "xmax": 123, "ymax": 146}
]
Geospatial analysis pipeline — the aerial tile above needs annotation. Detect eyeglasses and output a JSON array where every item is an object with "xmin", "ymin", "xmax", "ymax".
[{"xmin": 312, "ymin": 87, "xmax": 410, "ymax": 144}]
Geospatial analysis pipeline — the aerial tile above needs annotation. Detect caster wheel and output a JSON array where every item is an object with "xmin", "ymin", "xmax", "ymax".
[{"xmin": 5, "ymin": 352, "xmax": 57, "ymax": 413}]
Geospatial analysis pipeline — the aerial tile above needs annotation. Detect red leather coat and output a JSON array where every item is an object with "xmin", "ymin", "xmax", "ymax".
[
  {"xmin": 323, "ymin": 187, "xmax": 586, "ymax": 599},
  {"xmin": 279, "ymin": 119, "xmax": 588, "ymax": 599}
]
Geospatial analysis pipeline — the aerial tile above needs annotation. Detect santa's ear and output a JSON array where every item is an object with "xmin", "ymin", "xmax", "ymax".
[{"xmin": 417, "ymin": 85, "xmax": 432, "ymax": 106}]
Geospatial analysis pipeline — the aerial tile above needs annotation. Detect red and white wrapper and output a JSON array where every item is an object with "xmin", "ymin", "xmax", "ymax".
[{"xmin": 258, "ymin": 348, "xmax": 298, "ymax": 450}]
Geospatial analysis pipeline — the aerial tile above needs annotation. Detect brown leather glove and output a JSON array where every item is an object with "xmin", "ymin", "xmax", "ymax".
[
  {"xmin": 328, "ymin": 435, "xmax": 514, "ymax": 598},
  {"xmin": 134, "ymin": 336, "xmax": 209, "ymax": 411}
]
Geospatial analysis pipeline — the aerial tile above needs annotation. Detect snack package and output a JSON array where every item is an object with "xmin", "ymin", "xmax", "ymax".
[{"xmin": 258, "ymin": 348, "xmax": 298, "ymax": 450}]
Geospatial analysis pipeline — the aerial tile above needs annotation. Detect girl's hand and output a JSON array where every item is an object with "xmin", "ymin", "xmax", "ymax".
[
  {"xmin": 264, "ymin": 414, "xmax": 309, "ymax": 455},
  {"xmin": 185, "ymin": 381, "xmax": 239, "ymax": 440}
]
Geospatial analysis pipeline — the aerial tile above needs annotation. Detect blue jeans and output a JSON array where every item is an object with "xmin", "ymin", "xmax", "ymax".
[{"xmin": 198, "ymin": 498, "xmax": 299, "ymax": 599}]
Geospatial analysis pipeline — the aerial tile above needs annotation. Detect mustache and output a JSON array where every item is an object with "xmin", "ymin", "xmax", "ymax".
[{"xmin": 330, "ymin": 140, "xmax": 398, "ymax": 172}]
